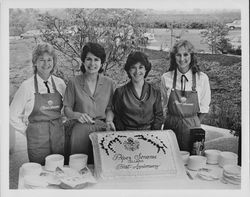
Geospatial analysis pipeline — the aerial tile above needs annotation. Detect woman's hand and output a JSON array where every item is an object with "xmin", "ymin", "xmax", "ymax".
[
  {"xmin": 106, "ymin": 121, "xmax": 116, "ymax": 131},
  {"xmin": 74, "ymin": 112, "xmax": 95, "ymax": 124},
  {"xmin": 18, "ymin": 114, "xmax": 29, "ymax": 126}
]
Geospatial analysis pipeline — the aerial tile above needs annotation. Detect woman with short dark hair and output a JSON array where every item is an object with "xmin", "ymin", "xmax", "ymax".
[
  {"xmin": 63, "ymin": 42, "xmax": 115, "ymax": 164},
  {"xmin": 112, "ymin": 51, "xmax": 163, "ymax": 131},
  {"xmin": 161, "ymin": 40, "xmax": 211, "ymax": 151}
]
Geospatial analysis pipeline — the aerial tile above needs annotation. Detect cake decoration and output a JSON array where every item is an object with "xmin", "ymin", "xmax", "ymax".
[
  {"xmin": 134, "ymin": 134, "xmax": 167, "ymax": 154},
  {"xmin": 90, "ymin": 130, "xmax": 186, "ymax": 179},
  {"xmin": 99, "ymin": 133, "xmax": 167, "ymax": 156},
  {"xmin": 99, "ymin": 134, "xmax": 127, "ymax": 155},
  {"xmin": 123, "ymin": 137, "xmax": 140, "ymax": 151}
]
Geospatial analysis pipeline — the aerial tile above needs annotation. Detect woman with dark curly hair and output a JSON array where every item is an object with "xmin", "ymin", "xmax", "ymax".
[
  {"xmin": 112, "ymin": 51, "xmax": 163, "ymax": 131},
  {"xmin": 63, "ymin": 42, "xmax": 115, "ymax": 164},
  {"xmin": 160, "ymin": 40, "xmax": 211, "ymax": 151}
]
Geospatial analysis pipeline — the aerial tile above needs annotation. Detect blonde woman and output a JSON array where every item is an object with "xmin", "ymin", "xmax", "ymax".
[
  {"xmin": 10, "ymin": 43, "xmax": 66, "ymax": 165},
  {"xmin": 161, "ymin": 40, "xmax": 211, "ymax": 151}
]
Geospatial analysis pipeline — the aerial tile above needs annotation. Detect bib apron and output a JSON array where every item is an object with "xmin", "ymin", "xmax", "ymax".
[
  {"xmin": 26, "ymin": 75, "xmax": 65, "ymax": 165},
  {"xmin": 164, "ymin": 69, "xmax": 201, "ymax": 151}
]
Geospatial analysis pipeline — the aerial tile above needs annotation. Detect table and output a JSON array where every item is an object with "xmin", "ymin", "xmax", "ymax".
[{"xmin": 18, "ymin": 164, "xmax": 240, "ymax": 189}]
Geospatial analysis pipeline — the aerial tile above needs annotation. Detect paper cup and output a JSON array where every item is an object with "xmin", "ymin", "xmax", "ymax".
[
  {"xmin": 187, "ymin": 155, "xmax": 207, "ymax": 171},
  {"xmin": 218, "ymin": 151, "xmax": 238, "ymax": 167},
  {"xmin": 69, "ymin": 154, "xmax": 88, "ymax": 171},
  {"xmin": 45, "ymin": 154, "xmax": 64, "ymax": 171},
  {"xmin": 180, "ymin": 151, "xmax": 190, "ymax": 165},
  {"xmin": 204, "ymin": 149, "xmax": 221, "ymax": 164},
  {"xmin": 21, "ymin": 162, "xmax": 42, "ymax": 176}
]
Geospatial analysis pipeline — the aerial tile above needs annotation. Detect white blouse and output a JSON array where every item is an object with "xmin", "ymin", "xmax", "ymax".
[
  {"xmin": 160, "ymin": 69, "xmax": 211, "ymax": 115},
  {"xmin": 10, "ymin": 74, "xmax": 66, "ymax": 134}
]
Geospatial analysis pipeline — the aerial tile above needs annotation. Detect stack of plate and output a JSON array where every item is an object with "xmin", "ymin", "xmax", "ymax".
[
  {"xmin": 222, "ymin": 164, "xmax": 241, "ymax": 185},
  {"xmin": 197, "ymin": 168, "xmax": 219, "ymax": 181},
  {"xmin": 24, "ymin": 175, "xmax": 48, "ymax": 189}
]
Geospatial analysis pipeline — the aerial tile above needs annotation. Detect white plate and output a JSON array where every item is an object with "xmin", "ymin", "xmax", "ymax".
[
  {"xmin": 54, "ymin": 167, "xmax": 80, "ymax": 178},
  {"xmin": 198, "ymin": 170, "xmax": 219, "ymax": 181},
  {"xmin": 24, "ymin": 175, "xmax": 48, "ymax": 188},
  {"xmin": 40, "ymin": 172, "xmax": 61, "ymax": 185},
  {"xmin": 223, "ymin": 165, "xmax": 241, "ymax": 175},
  {"xmin": 222, "ymin": 176, "xmax": 241, "ymax": 185},
  {"xmin": 54, "ymin": 167, "xmax": 97, "ymax": 189},
  {"xmin": 223, "ymin": 172, "xmax": 241, "ymax": 181}
]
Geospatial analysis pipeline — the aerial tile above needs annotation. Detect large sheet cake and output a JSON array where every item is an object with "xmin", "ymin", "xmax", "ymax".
[{"xmin": 90, "ymin": 130, "xmax": 186, "ymax": 179}]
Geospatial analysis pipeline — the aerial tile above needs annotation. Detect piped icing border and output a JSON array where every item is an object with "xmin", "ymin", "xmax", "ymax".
[{"xmin": 99, "ymin": 133, "xmax": 168, "ymax": 156}]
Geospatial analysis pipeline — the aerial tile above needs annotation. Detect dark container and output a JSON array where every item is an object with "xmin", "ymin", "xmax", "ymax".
[{"xmin": 189, "ymin": 128, "xmax": 206, "ymax": 155}]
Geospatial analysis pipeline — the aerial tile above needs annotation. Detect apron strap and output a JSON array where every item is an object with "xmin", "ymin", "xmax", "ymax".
[
  {"xmin": 192, "ymin": 72, "xmax": 197, "ymax": 91},
  {"xmin": 34, "ymin": 75, "xmax": 39, "ymax": 93},
  {"xmin": 51, "ymin": 76, "xmax": 59, "ymax": 93},
  {"xmin": 172, "ymin": 69, "xmax": 177, "ymax": 89}
]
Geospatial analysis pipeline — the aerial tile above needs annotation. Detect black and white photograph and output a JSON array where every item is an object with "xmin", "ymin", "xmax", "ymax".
[{"xmin": 1, "ymin": 0, "xmax": 249, "ymax": 196}]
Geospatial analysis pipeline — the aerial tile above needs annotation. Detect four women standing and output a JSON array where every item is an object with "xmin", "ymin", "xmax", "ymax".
[{"xmin": 10, "ymin": 39, "xmax": 211, "ymax": 164}]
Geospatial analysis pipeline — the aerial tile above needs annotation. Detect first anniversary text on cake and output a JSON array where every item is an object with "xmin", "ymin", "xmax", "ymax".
[{"xmin": 113, "ymin": 153, "xmax": 160, "ymax": 170}]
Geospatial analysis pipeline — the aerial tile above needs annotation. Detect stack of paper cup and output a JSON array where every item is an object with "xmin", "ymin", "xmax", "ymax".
[
  {"xmin": 21, "ymin": 162, "xmax": 42, "ymax": 176},
  {"xmin": 218, "ymin": 151, "xmax": 238, "ymax": 167},
  {"xmin": 187, "ymin": 156, "xmax": 207, "ymax": 171},
  {"xmin": 204, "ymin": 149, "xmax": 221, "ymax": 164},
  {"xmin": 69, "ymin": 154, "xmax": 88, "ymax": 171},
  {"xmin": 45, "ymin": 154, "xmax": 64, "ymax": 171}
]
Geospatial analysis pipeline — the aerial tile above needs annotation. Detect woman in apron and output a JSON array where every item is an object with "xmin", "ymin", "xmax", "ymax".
[
  {"xmin": 160, "ymin": 40, "xmax": 211, "ymax": 151},
  {"xmin": 10, "ymin": 43, "xmax": 66, "ymax": 165},
  {"xmin": 112, "ymin": 51, "xmax": 163, "ymax": 131},
  {"xmin": 63, "ymin": 42, "xmax": 116, "ymax": 164}
]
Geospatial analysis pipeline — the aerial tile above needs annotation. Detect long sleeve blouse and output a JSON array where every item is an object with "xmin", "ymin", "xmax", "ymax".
[
  {"xmin": 160, "ymin": 69, "xmax": 211, "ymax": 115},
  {"xmin": 63, "ymin": 74, "xmax": 115, "ymax": 120},
  {"xmin": 112, "ymin": 81, "xmax": 163, "ymax": 130},
  {"xmin": 10, "ymin": 74, "xmax": 66, "ymax": 134}
]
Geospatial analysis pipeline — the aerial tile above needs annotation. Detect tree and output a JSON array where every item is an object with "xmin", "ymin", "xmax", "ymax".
[
  {"xmin": 38, "ymin": 8, "xmax": 147, "ymax": 81},
  {"xmin": 9, "ymin": 8, "xmax": 39, "ymax": 36},
  {"xmin": 200, "ymin": 23, "xmax": 231, "ymax": 54}
]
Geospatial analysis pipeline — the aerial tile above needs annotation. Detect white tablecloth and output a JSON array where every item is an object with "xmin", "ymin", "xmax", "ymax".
[{"xmin": 18, "ymin": 164, "xmax": 240, "ymax": 189}]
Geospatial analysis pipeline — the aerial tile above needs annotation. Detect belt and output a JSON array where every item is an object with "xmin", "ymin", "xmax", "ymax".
[
  {"xmin": 168, "ymin": 113, "xmax": 198, "ymax": 118},
  {"xmin": 124, "ymin": 125, "xmax": 151, "ymax": 131},
  {"xmin": 29, "ymin": 117, "xmax": 61, "ymax": 125}
]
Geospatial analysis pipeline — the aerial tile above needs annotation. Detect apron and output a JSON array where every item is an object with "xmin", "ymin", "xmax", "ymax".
[
  {"xmin": 164, "ymin": 69, "xmax": 201, "ymax": 151},
  {"xmin": 26, "ymin": 75, "xmax": 65, "ymax": 165},
  {"xmin": 70, "ymin": 119, "xmax": 107, "ymax": 164}
]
